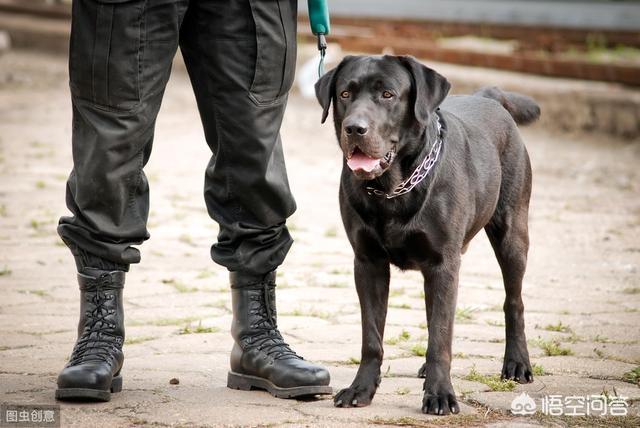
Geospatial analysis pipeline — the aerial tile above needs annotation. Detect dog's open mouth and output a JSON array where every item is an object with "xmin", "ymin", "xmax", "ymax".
[{"xmin": 346, "ymin": 146, "xmax": 396, "ymax": 173}]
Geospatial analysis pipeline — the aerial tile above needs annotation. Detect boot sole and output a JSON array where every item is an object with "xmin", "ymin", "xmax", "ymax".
[
  {"xmin": 227, "ymin": 371, "xmax": 332, "ymax": 399},
  {"xmin": 55, "ymin": 375, "xmax": 122, "ymax": 402}
]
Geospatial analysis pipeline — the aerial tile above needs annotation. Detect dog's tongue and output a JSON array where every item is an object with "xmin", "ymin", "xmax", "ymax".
[{"xmin": 347, "ymin": 152, "xmax": 380, "ymax": 172}]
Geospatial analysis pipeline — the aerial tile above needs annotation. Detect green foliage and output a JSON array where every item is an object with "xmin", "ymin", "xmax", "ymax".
[
  {"xmin": 324, "ymin": 226, "xmax": 338, "ymax": 237},
  {"xmin": 455, "ymin": 307, "xmax": 476, "ymax": 322},
  {"xmin": 532, "ymin": 363, "xmax": 546, "ymax": 376},
  {"xmin": 542, "ymin": 321, "xmax": 573, "ymax": 333},
  {"xmin": 410, "ymin": 344, "xmax": 427, "ymax": 357},
  {"xmin": 178, "ymin": 322, "xmax": 219, "ymax": 335},
  {"xmin": 385, "ymin": 329, "xmax": 411, "ymax": 345},
  {"xmin": 389, "ymin": 302, "xmax": 412, "ymax": 309},
  {"xmin": 530, "ymin": 338, "xmax": 573, "ymax": 356},
  {"xmin": 543, "ymin": 321, "xmax": 573, "ymax": 333},
  {"xmin": 622, "ymin": 366, "xmax": 640, "ymax": 385},
  {"xmin": 395, "ymin": 387, "xmax": 411, "ymax": 395},
  {"xmin": 464, "ymin": 366, "xmax": 517, "ymax": 392}
]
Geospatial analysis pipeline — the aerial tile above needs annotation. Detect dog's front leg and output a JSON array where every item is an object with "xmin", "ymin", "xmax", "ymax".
[
  {"xmin": 334, "ymin": 257, "xmax": 390, "ymax": 408},
  {"xmin": 421, "ymin": 257, "xmax": 460, "ymax": 415}
]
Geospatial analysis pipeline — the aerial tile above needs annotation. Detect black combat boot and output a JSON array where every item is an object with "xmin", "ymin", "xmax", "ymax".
[
  {"xmin": 55, "ymin": 269, "xmax": 125, "ymax": 401},
  {"xmin": 227, "ymin": 271, "xmax": 332, "ymax": 398}
]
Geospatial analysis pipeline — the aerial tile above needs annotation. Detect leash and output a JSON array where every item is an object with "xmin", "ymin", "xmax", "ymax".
[
  {"xmin": 366, "ymin": 110, "xmax": 445, "ymax": 199},
  {"xmin": 317, "ymin": 34, "xmax": 327, "ymax": 77}
]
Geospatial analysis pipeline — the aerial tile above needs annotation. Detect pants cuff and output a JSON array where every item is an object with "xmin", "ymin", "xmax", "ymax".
[{"xmin": 72, "ymin": 246, "xmax": 129, "ymax": 273}]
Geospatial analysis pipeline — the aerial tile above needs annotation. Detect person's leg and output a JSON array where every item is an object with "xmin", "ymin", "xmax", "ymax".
[
  {"xmin": 55, "ymin": 0, "xmax": 188, "ymax": 401},
  {"xmin": 179, "ymin": 0, "xmax": 331, "ymax": 397},
  {"xmin": 58, "ymin": 0, "xmax": 188, "ymax": 270},
  {"xmin": 181, "ymin": 0, "xmax": 297, "ymax": 275}
]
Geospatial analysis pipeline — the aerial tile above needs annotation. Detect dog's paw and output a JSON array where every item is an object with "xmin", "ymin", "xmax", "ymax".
[
  {"xmin": 334, "ymin": 384, "xmax": 376, "ymax": 408},
  {"xmin": 417, "ymin": 362, "xmax": 427, "ymax": 378},
  {"xmin": 501, "ymin": 358, "xmax": 533, "ymax": 384},
  {"xmin": 422, "ymin": 389, "xmax": 459, "ymax": 415}
]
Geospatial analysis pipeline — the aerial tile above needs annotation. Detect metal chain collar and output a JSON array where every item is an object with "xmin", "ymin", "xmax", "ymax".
[{"xmin": 366, "ymin": 112, "xmax": 444, "ymax": 199}]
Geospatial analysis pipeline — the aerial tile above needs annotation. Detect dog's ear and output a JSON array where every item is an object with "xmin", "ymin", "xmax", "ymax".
[
  {"xmin": 314, "ymin": 56, "xmax": 355, "ymax": 124},
  {"xmin": 398, "ymin": 56, "xmax": 450, "ymax": 125}
]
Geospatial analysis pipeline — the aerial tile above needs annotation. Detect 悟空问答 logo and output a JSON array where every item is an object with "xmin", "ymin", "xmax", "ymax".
[{"xmin": 511, "ymin": 392, "xmax": 537, "ymax": 415}]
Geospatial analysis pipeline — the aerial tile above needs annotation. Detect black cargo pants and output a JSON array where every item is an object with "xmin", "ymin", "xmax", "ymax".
[{"xmin": 58, "ymin": 0, "xmax": 298, "ymax": 275}]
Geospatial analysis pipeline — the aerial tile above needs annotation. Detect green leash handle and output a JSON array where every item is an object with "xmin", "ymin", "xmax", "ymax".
[
  {"xmin": 308, "ymin": 0, "xmax": 330, "ymax": 76},
  {"xmin": 308, "ymin": 0, "xmax": 330, "ymax": 36}
]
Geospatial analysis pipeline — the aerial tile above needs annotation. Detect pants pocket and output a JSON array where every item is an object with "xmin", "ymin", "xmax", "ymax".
[
  {"xmin": 69, "ymin": 0, "xmax": 146, "ymax": 111},
  {"xmin": 247, "ymin": 0, "xmax": 297, "ymax": 105}
]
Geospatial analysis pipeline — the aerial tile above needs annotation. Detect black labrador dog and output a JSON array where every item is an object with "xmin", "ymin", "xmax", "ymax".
[{"xmin": 315, "ymin": 55, "xmax": 540, "ymax": 415}]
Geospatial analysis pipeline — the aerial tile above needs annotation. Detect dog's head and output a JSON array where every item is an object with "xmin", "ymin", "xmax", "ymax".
[{"xmin": 315, "ymin": 55, "xmax": 450, "ymax": 180}]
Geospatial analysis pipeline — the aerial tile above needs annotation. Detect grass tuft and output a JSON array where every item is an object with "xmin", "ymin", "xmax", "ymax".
[
  {"xmin": 385, "ymin": 329, "xmax": 411, "ymax": 345},
  {"xmin": 455, "ymin": 306, "xmax": 476, "ymax": 322},
  {"xmin": 178, "ymin": 322, "xmax": 219, "ymax": 335},
  {"xmin": 389, "ymin": 302, "xmax": 411, "ymax": 310},
  {"xmin": 622, "ymin": 366, "xmax": 640, "ymax": 385},
  {"xmin": 281, "ymin": 308, "xmax": 331, "ymax": 319},
  {"xmin": 324, "ymin": 226, "xmax": 338, "ymax": 237},
  {"xmin": 541, "ymin": 321, "xmax": 573, "ymax": 333},
  {"xmin": 196, "ymin": 270, "xmax": 214, "ymax": 279},
  {"xmin": 125, "ymin": 336, "xmax": 157, "ymax": 345},
  {"xmin": 325, "ymin": 281, "xmax": 348, "ymax": 288},
  {"xmin": 161, "ymin": 278, "xmax": 198, "ymax": 293},
  {"xmin": 394, "ymin": 387, "xmax": 411, "ymax": 395},
  {"xmin": 464, "ymin": 366, "xmax": 517, "ymax": 391},
  {"xmin": 410, "ymin": 343, "xmax": 427, "ymax": 357},
  {"xmin": 29, "ymin": 219, "xmax": 46, "ymax": 230},
  {"xmin": 346, "ymin": 356, "xmax": 360, "ymax": 365},
  {"xmin": 18, "ymin": 289, "xmax": 49, "ymax": 297},
  {"xmin": 178, "ymin": 234, "xmax": 195, "ymax": 246},
  {"xmin": 530, "ymin": 338, "xmax": 573, "ymax": 356},
  {"xmin": 389, "ymin": 288, "xmax": 406, "ymax": 298},
  {"xmin": 532, "ymin": 363, "xmax": 546, "ymax": 376}
]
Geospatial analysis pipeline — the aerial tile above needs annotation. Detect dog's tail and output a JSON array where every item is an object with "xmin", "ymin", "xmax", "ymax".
[{"xmin": 473, "ymin": 86, "xmax": 541, "ymax": 126}]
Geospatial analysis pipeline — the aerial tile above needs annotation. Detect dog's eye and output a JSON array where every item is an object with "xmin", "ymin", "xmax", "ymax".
[
  {"xmin": 340, "ymin": 91, "xmax": 350, "ymax": 99},
  {"xmin": 382, "ymin": 91, "xmax": 394, "ymax": 99}
]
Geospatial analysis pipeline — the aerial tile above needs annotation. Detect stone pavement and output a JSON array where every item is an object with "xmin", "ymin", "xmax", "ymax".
[{"xmin": 0, "ymin": 50, "xmax": 639, "ymax": 427}]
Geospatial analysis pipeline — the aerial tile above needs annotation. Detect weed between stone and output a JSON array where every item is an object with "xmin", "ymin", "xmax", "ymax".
[
  {"xmin": 464, "ymin": 366, "xmax": 517, "ymax": 391},
  {"xmin": 530, "ymin": 337, "xmax": 573, "ymax": 356}
]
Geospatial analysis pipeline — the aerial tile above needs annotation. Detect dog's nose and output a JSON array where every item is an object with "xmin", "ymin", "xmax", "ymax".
[{"xmin": 344, "ymin": 120, "xmax": 368, "ymax": 136}]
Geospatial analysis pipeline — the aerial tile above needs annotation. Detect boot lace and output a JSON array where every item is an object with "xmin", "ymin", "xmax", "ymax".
[
  {"xmin": 68, "ymin": 277, "xmax": 122, "ymax": 365},
  {"xmin": 246, "ymin": 283, "xmax": 301, "ymax": 360}
]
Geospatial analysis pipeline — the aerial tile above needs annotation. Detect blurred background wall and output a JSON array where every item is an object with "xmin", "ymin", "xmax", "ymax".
[{"xmin": 1, "ymin": 0, "xmax": 639, "ymax": 139}]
